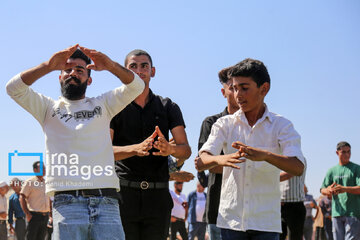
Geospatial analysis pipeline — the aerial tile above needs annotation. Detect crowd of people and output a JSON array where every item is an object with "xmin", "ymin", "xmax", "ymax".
[{"xmin": 2, "ymin": 45, "xmax": 359, "ymax": 240}]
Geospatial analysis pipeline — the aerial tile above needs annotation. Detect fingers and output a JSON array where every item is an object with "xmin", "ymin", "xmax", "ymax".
[
  {"xmin": 155, "ymin": 126, "xmax": 164, "ymax": 137},
  {"xmin": 232, "ymin": 141, "xmax": 246, "ymax": 149},
  {"xmin": 149, "ymin": 129, "xmax": 158, "ymax": 139}
]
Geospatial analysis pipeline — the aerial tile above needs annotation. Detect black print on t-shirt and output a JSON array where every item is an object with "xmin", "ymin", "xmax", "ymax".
[{"xmin": 52, "ymin": 106, "xmax": 102, "ymax": 122}]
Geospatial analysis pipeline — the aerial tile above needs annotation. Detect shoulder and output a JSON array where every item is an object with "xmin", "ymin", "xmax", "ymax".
[{"xmin": 201, "ymin": 112, "xmax": 224, "ymax": 127}]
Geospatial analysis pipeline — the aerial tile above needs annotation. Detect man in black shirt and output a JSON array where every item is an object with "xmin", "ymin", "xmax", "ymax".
[
  {"xmin": 110, "ymin": 49, "xmax": 191, "ymax": 240},
  {"xmin": 195, "ymin": 67, "xmax": 239, "ymax": 240}
]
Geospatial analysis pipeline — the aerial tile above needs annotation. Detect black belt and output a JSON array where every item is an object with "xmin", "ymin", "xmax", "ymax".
[
  {"xmin": 0, "ymin": 220, "xmax": 5, "ymax": 224},
  {"xmin": 30, "ymin": 211, "xmax": 49, "ymax": 216},
  {"xmin": 120, "ymin": 179, "xmax": 168, "ymax": 190},
  {"xmin": 54, "ymin": 188, "xmax": 118, "ymax": 197},
  {"xmin": 16, "ymin": 217, "xmax": 25, "ymax": 220}
]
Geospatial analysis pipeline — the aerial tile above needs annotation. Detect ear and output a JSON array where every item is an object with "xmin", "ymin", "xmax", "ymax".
[
  {"xmin": 260, "ymin": 82, "xmax": 270, "ymax": 96},
  {"xmin": 221, "ymin": 88, "xmax": 226, "ymax": 98},
  {"xmin": 151, "ymin": 67, "xmax": 156, "ymax": 78},
  {"xmin": 336, "ymin": 150, "xmax": 339, "ymax": 156},
  {"xmin": 87, "ymin": 77, "xmax": 92, "ymax": 86}
]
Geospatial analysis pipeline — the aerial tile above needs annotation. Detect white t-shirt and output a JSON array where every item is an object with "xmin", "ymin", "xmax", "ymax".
[
  {"xmin": 6, "ymin": 73, "xmax": 144, "ymax": 196},
  {"xmin": 0, "ymin": 195, "xmax": 7, "ymax": 220},
  {"xmin": 196, "ymin": 192, "xmax": 206, "ymax": 222},
  {"xmin": 170, "ymin": 190, "xmax": 187, "ymax": 219},
  {"xmin": 200, "ymin": 105, "xmax": 305, "ymax": 232}
]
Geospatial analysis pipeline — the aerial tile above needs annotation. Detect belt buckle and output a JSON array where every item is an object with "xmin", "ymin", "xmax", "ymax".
[
  {"xmin": 140, "ymin": 181, "xmax": 149, "ymax": 190},
  {"xmin": 81, "ymin": 189, "xmax": 101, "ymax": 197}
]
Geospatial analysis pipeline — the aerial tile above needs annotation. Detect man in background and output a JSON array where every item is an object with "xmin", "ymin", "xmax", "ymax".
[
  {"xmin": 0, "ymin": 181, "xmax": 9, "ymax": 240},
  {"xmin": 170, "ymin": 182, "xmax": 188, "ymax": 240},
  {"xmin": 8, "ymin": 178, "xmax": 26, "ymax": 240},
  {"xmin": 187, "ymin": 182, "xmax": 207, "ymax": 240}
]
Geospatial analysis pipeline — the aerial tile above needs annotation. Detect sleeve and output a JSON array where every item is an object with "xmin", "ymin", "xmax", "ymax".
[
  {"xmin": 6, "ymin": 73, "xmax": 53, "ymax": 125},
  {"xmin": 321, "ymin": 169, "xmax": 332, "ymax": 189},
  {"xmin": 167, "ymin": 101, "xmax": 185, "ymax": 130},
  {"xmin": 277, "ymin": 119, "xmax": 305, "ymax": 165},
  {"xmin": 168, "ymin": 156, "xmax": 182, "ymax": 173},
  {"xmin": 198, "ymin": 118, "xmax": 213, "ymax": 151},
  {"xmin": 7, "ymin": 199, "xmax": 14, "ymax": 225},
  {"xmin": 356, "ymin": 165, "xmax": 360, "ymax": 186},
  {"xmin": 199, "ymin": 118, "xmax": 227, "ymax": 156},
  {"xmin": 97, "ymin": 72, "xmax": 144, "ymax": 119}
]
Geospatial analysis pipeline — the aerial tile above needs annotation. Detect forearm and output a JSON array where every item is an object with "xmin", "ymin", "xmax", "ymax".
[
  {"xmin": 20, "ymin": 62, "xmax": 53, "ymax": 86},
  {"xmin": 198, "ymin": 152, "xmax": 223, "ymax": 171},
  {"xmin": 280, "ymin": 171, "xmax": 293, "ymax": 182},
  {"xmin": 170, "ymin": 144, "xmax": 191, "ymax": 161},
  {"xmin": 343, "ymin": 186, "xmax": 360, "ymax": 194},
  {"xmin": 264, "ymin": 153, "xmax": 304, "ymax": 176},
  {"xmin": 209, "ymin": 166, "xmax": 223, "ymax": 174},
  {"xmin": 113, "ymin": 145, "xmax": 138, "ymax": 161},
  {"xmin": 19, "ymin": 196, "xmax": 30, "ymax": 215},
  {"xmin": 108, "ymin": 61, "xmax": 135, "ymax": 85}
]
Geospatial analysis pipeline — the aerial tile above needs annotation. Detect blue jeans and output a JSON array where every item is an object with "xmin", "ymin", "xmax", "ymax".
[
  {"xmin": 52, "ymin": 194, "xmax": 125, "ymax": 240},
  {"xmin": 208, "ymin": 224, "xmax": 222, "ymax": 240},
  {"xmin": 332, "ymin": 216, "xmax": 360, "ymax": 240},
  {"xmin": 188, "ymin": 222, "xmax": 207, "ymax": 240},
  {"xmin": 221, "ymin": 229, "xmax": 279, "ymax": 240}
]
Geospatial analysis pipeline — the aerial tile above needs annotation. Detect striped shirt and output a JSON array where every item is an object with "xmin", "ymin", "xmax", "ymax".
[{"xmin": 280, "ymin": 159, "xmax": 307, "ymax": 202}]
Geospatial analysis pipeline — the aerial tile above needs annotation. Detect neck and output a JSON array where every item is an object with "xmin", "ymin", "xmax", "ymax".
[
  {"xmin": 134, "ymin": 87, "xmax": 150, "ymax": 108},
  {"xmin": 175, "ymin": 189, "xmax": 181, "ymax": 195},
  {"xmin": 245, "ymin": 103, "xmax": 265, "ymax": 127},
  {"xmin": 227, "ymin": 104, "xmax": 239, "ymax": 115},
  {"xmin": 339, "ymin": 160, "xmax": 350, "ymax": 166}
]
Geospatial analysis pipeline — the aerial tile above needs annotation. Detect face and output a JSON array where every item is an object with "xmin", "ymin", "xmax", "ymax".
[
  {"xmin": 221, "ymin": 80, "xmax": 239, "ymax": 111},
  {"xmin": 196, "ymin": 182, "xmax": 204, "ymax": 193},
  {"xmin": 33, "ymin": 163, "xmax": 46, "ymax": 177},
  {"xmin": 0, "ymin": 186, "xmax": 9, "ymax": 196},
  {"xmin": 11, "ymin": 182, "xmax": 22, "ymax": 193},
  {"xmin": 232, "ymin": 76, "xmax": 269, "ymax": 114},
  {"xmin": 336, "ymin": 146, "xmax": 351, "ymax": 165},
  {"xmin": 59, "ymin": 58, "xmax": 92, "ymax": 100},
  {"xmin": 126, "ymin": 55, "xmax": 155, "ymax": 86},
  {"xmin": 174, "ymin": 182, "xmax": 183, "ymax": 192}
]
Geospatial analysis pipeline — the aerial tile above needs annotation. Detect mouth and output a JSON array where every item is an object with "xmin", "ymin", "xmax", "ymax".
[{"xmin": 65, "ymin": 77, "xmax": 81, "ymax": 85}]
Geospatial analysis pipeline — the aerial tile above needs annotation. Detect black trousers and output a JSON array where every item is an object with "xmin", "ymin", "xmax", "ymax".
[
  {"xmin": 15, "ymin": 218, "xmax": 26, "ymax": 240},
  {"xmin": 25, "ymin": 212, "xmax": 49, "ymax": 240},
  {"xmin": 170, "ymin": 219, "xmax": 188, "ymax": 240},
  {"xmin": 280, "ymin": 202, "xmax": 306, "ymax": 240},
  {"xmin": 119, "ymin": 186, "xmax": 173, "ymax": 240}
]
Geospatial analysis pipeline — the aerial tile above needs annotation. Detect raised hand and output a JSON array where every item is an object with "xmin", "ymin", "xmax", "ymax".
[
  {"xmin": 216, "ymin": 152, "xmax": 245, "ymax": 169},
  {"xmin": 79, "ymin": 46, "xmax": 115, "ymax": 71},
  {"xmin": 153, "ymin": 126, "xmax": 173, "ymax": 156},
  {"xmin": 47, "ymin": 44, "xmax": 79, "ymax": 71},
  {"xmin": 232, "ymin": 141, "xmax": 268, "ymax": 161},
  {"xmin": 169, "ymin": 171, "xmax": 195, "ymax": 182}
]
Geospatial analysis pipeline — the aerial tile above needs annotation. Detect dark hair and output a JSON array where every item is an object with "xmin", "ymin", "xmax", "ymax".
[
  {"xmin": 218, "ymin": 67, "xmax": 232, "ymax": 84},
  {"xmin": 33, "ymin": 161, "xmax": 40, "ymax": 169},
  {"xmin": 228, "ymin": 58, "xmax": 270, "ymax": 87},
  {"xmin": 336, "ymin": 141, "xmax": 351, "ymax": 150},
  {"xmin": 70, "ymin": 49, "xmax": 91, "ymax": 76},
  {"xmin": 174, "ymin": 182, "xmax": 183, "ymax": 184},
  {"xmin": 124, "ymin": 49, "xmax": 153, "ymax": 67}
]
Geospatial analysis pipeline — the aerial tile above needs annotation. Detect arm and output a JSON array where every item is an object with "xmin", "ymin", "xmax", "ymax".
[
  {"xmin": 19, "ymin": 194, "xmax": 32, "ymax": 222},
  {"xmin": 332, "ymin": 184, "xmax": 360, "ymax": 195},
  {"xmin": 280, "ymin": 171, "xmax": 294, "ymax": 182},
  {"xmin": 111, "ymin": 128, "xmax": 157, "ymax": 161},
  {"xmin": 169, "ymin": 171, "xmax": 194, "ymax": 182},
  {"xmin": 232, "ymin": 142, "xmax": 304, "ymax": 176},
  {"xmin": 7, "ymin": 199, "xmax": 14, "ymax": 225},
  {"xmin": 184, "ymin": 201, "xmax": 189, "ymax": 221},
  {"xmin": 198, "ymin": 151, "xmax": 244, "ymax": 171}
]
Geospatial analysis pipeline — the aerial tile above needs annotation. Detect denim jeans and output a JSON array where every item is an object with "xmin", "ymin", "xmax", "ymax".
[
  {"xmin": 52, "ymin": 194, "xmax": 125, "ymax": 240},
  {"xmin": 221, "ymin": 228, "xmax": 279, "ymax": 240},
  {"xmin": 208, "ymin": 224, "xmax": 222, "ymax": 240},
  {"xmin": 332, "ymin": 216, "xmax": 360, "ymax": 240},
  {"xmin": 188, "ymin": 222, "xmax": 207, "ymax": 240}
]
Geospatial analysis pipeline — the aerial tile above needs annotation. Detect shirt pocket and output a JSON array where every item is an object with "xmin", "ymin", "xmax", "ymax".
[{"xmin": 253, "ymin": 146, "xmax": 279, "ymax": 173}]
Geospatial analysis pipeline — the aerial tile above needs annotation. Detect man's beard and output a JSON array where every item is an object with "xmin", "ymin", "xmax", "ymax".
[
  {"xmin": 61, "ymin": 76, "xmax": 88, "ymax": 100},
  {"xmin": 175, "ymin": 187, "xmax": 182, "ymax": 193}
]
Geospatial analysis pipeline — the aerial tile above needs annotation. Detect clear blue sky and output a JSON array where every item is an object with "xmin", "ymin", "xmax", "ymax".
[{"xmin": 1, "ymin": 0, "xmax": 359, "ymax": 198}]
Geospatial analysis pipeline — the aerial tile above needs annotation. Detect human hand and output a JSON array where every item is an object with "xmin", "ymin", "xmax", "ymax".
[
  {"xmin": 46, "ymin": 44, "xmax": 79, "ymax": 71},
  {"xmin": 153, "ymin": 126, "xmax": 173, "ymax": 156},
  {"xmin": 79, "ymin": 46, "xmax": 115, "ymax": 71},
  {"xmin": 194, "ymin": 156, "xmax": 201, "ymax": 171},
  {"xmin": 169, "ymin": 171, "xmax": 194, "ymax": 182},
  {"xmin": 232, "ymin": 141, "xmax": 268, "ymax": 161},
  {"xmin": 134, "ymin": 130, "xmax": 157, "ymax": 157},
  {"xmin": 9, "ymin": 225, "xmax": 14, "ymax": 234},
  {"xmin": 323, "ymin": 182, "xmax": 337, "ymax": 198},
  {"xmin": 26, "ymin": 213, "xmax": 32, "ymax": 222},
  {"xmin": 216, "ymin": 152, "xmax": 245, "ymax": 169},
  {"xmin": 333, "ymin": 183, "xmax": 346, "ymax": 195}
]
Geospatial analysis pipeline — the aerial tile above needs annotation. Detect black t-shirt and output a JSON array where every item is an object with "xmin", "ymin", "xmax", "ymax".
[
  {"xmin": 110, "ymin": 89, "xmax": 185, "ymax": 182},
  {"xmin": 198, "ymin": 107, "xmax": 228, "ymax": 224}
]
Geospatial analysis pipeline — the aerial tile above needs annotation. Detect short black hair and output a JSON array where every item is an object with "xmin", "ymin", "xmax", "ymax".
[
  {"xmin": 33, "ymin": 161, "xmax": 40, "ymax": 169},
  {"xmin": 228, "ymin": 58, "xmax": 270, "ymax": 87},
  {"xmin": 124, "ymin": 49, "xmax": 153, "ymax": 67},
  {"xmin": 218, "ymin": 67, "xmax": 232, "ymax": 84},
  {"xmin": 70, "ymin": 49, "xmax": 91, "ymax": 76},
  {"xmin": 336, "ymin": 141, "xmax": 351, "ymax": 150}
]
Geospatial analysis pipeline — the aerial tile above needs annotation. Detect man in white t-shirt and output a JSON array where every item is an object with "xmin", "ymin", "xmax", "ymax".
[
  {"xmin": 170, "ymin": 182, "xmax": 188, "ymax": 240},
  {"xmin": 6, "ymin": 45, "xmax": 144, "ymax": 240},
  {"xmin": 187, "ymin": 182, "xmax": 207, "ymax": 240}
]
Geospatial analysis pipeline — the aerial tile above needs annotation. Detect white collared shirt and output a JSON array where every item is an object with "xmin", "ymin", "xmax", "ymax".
[{"xmin": 199, "ymin": 105, "xmax": 305, "ymax": 233}]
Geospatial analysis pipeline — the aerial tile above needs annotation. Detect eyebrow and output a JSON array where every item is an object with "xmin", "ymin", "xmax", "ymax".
[{"xmin": 74, "ymin": 65, "xmax": 86, "ymax": 70}]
